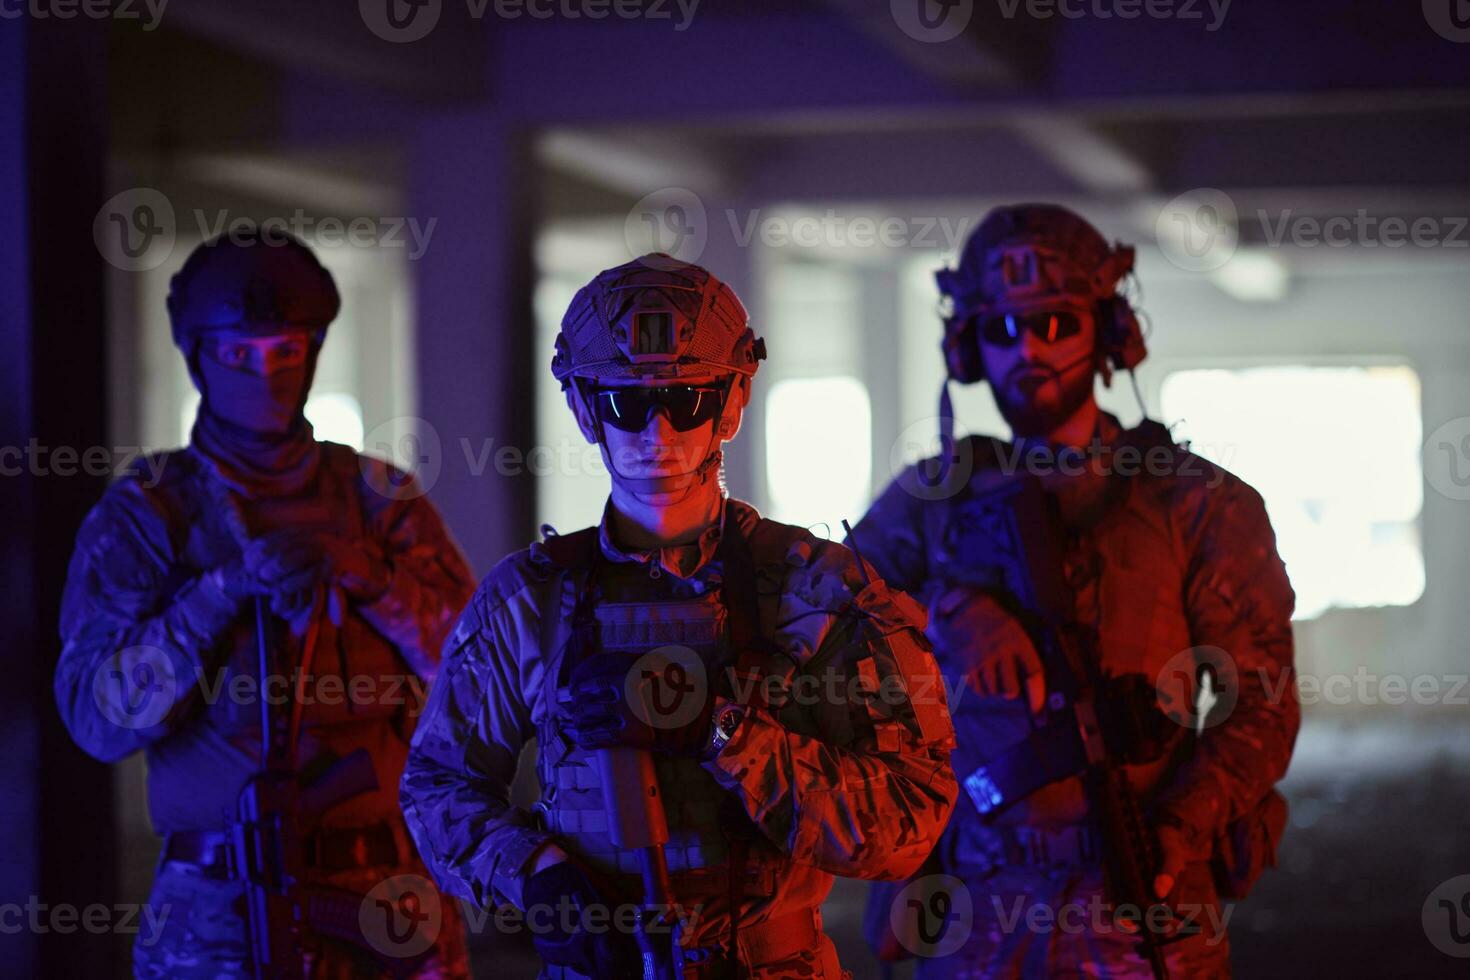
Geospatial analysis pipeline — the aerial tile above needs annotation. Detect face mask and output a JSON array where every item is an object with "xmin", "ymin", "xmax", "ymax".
[{"xmin": 197, "ymin": 355, "xmax": 309, "ymax": 435}]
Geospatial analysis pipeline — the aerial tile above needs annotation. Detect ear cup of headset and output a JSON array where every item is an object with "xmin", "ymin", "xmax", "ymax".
[
  {"xmin": 942, "ymin": 316, "xmax": 987, "ymax": 383},
  {"xmin": 1096, "ymin": 296, "xmax": 1147, "ymax": 372}
]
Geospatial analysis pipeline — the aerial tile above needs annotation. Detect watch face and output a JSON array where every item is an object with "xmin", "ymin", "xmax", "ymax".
[{"xmin": 717, "ymin": 706, "xmax": 745, "ymax": 738}]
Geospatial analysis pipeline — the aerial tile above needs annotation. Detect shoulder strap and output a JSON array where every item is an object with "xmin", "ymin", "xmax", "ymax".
[{"xmin": 714, "ymin": 501, "xmax": 770, "ymax": 712}]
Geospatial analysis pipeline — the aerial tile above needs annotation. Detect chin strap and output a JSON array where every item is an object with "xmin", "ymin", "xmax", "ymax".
[{"xmin": 611, "ymin": 445, "xmax": 724, "ymax": 503}]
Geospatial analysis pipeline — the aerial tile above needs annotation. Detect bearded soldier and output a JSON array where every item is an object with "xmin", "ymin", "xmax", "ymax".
[
  {"xmin": 400, "ymin": 254, "xmax": 958, "ymax": 979},
  {"xmin": 55, "ymin": 226, "xmax": 473, "ymax": 977},
  {"xmin": 855, "ymin": 205, "xmax": 1298, "ymax": 978}
]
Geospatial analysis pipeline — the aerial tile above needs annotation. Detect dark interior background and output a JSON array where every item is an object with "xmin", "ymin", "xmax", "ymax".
[{"xmin": 5, "ymin": 2, "xmax": 1470, "ymax": 976}]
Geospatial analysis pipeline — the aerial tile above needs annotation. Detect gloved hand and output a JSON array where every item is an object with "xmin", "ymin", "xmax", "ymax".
[
  {"xmin": 239, "ymin": 530, "xmax": 322, "ymax": 621},
  {"xmin": 209, "ymin": 555, "xmax": 267, "ymax": 606},
  {"xmin": 242, "ymin": 530, "xmax": 392, "ymax": 614},
  {"xmin": 561, "ymin": 650, "xmax": 714, "ymax": 757},
  {"xmin": 522, "ymin": 860, "xmax": 643, "ymax": 979},
  {"xmin": 927, "ymin": 586, "xmax": 1047, "ymax": 714}
]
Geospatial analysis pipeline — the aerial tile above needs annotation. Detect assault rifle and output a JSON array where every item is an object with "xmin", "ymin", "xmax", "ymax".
[{"xmin": 231, "ymin": 598, "xmax": 378, "ymax": 978}]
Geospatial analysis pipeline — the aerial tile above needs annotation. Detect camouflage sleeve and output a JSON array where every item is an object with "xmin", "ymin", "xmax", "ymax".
[
  {"xmin": 399, "ymin": 556, "xmax": 555, "ymax": 911},
  {"xmin": 355, "ymin": 457, "xmax": 476, "ymax": 683},
  {"xmin": 1156, "ymin": 475, "xmax": 1299, "ymax": 853},
  {"xmin": 846, "ymin": 465, "xmax": 931, "ymax": 595},
  {"xmin": 53, "ymin": 479, "xmax": 240, "ymax": 763},
  {"xmin": 703, "ymin": 539, "xmax": 958, "ymax": 882}
]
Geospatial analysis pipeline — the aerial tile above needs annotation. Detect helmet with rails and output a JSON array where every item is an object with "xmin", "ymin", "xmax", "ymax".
[
  {"xmin": 552, "ymin": 253, "xmax": 765, "ymax": 386},
  {"xmin": 935, "ymin": 204, "xmax": 1145, "ymax": 386}
]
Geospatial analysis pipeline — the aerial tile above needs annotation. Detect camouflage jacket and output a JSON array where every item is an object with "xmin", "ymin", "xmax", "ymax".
[
  {"xmin": 399, "ymin": 496, "xmax": 958, "ymax": 946},
  {"xmin": 54, "ymin": 443, "xmax": 474, "ymax": 833},
  {"xmin": 850, "ymin": 416, "xmax": 1298, "ymax": 865}
]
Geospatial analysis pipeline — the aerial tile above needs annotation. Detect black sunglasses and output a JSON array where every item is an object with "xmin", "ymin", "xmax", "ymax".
[
  {"xmin": 975, "ymin": 310, "xmax": 1083, "ymax": 347},
  {"xmin": 589, "ymin": 382, "xmax": 728, "ymax": 434}
]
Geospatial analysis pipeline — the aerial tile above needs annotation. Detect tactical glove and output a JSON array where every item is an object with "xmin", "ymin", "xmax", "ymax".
[{"xmin": 522, "ymin": 861, "xmax": 643, "ymax": 979}]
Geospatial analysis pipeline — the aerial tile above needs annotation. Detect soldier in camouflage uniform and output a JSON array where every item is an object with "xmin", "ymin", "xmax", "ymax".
[
  {"xmin": 54, "ymin": 227, "xmax": 473, "ymax": 977},
  {"xmin": 855, "ymin": 206, "xmax": 1298, "ymax": 978},
  {"xmin": 400, "ymin": 255, "xmax": 959, "ymax": 979}
]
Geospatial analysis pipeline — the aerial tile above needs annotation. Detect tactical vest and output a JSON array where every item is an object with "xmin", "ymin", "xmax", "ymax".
[
  {"xmin": 922, "ymin": 424, "xmax": 1193, "ymax": 827},
  {"xmin": 531, "ymin": 525, "xmax": 783, "ymax": 895}
]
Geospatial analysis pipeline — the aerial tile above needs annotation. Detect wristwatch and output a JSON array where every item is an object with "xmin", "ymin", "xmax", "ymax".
[{"xmin": 702, "ymin": 700, "xmax": 747, "ymax": 761}]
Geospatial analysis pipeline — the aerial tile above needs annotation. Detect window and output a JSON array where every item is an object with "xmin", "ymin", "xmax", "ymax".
[
  {"xmin": 764, "ymin": 376, "xmax": 873, "ymax": 537},
  {"xmin": 1160, "ymin": 364, "xmax": 1424, "ymax": 620}
]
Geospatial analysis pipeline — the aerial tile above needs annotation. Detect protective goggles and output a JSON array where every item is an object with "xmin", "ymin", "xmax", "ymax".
[
  {"xmin": 589, "ymin": 381, "xmax": 729, "ymax": 433},
  {"xmin": 974, "ymin": 310, "xmax": 1084, "ymax": 347}
]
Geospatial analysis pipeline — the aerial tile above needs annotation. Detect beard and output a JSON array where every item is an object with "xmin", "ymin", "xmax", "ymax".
[{"xmin": 992, "ymin": 356, "xmax": 1097, "ymax": 439}]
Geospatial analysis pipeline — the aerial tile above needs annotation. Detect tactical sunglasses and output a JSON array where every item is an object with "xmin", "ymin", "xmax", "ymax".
[
  {"xmin": 590, "ymin": 382, "xmax": 728, "ymax": 433},
  {"xmin": 976, "ymin": 310, "xmax": 1084, "ymax": 347}
]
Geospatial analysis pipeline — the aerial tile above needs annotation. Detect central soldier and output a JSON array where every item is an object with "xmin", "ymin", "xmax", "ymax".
[{"xmin": 401, "ymin": 254, "xmax": 958, "ymax": 979}]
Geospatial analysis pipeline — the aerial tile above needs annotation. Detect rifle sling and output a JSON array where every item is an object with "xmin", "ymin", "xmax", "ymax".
[{"xmin": 712, "ymin": 500, "xmax": 770, "ymax": 974}]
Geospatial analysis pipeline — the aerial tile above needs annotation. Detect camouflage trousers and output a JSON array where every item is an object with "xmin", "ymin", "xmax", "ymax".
[
  {"xmin": 133, "ymin": 860, "xmax": 470, "ymax": 979},
  {"xmin": 913, "ymin": 863, "xmax": 1232, "ymax": 980}
]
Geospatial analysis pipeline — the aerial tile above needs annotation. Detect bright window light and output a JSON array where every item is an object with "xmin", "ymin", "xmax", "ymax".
[
  {"xmin": 765, "ymin": 376, "xmax": 872, "ymax": 538},
  {"xmin": 178, "ymin": 390, "xmax": 365, "ymax": 451},
  {"xmin": 305, "ymin": 392, "xmax": 365, "ymax": 450},
  {"xmin": 1160, "ymin": 365, "xmax": 1424, "ymax": 620}
]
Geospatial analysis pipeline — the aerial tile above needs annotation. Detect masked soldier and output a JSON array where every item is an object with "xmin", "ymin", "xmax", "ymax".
[
  {"xmin": 54, "ymin": 226, "xmax": 473, "ymax": 978},
  {"xmin": 854, "ymin": 205, "xmax": 1298, "ymax": 978},
  {"xmin": 400, "ymin": 255, "xmax": 958, "ymax": 979}
]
